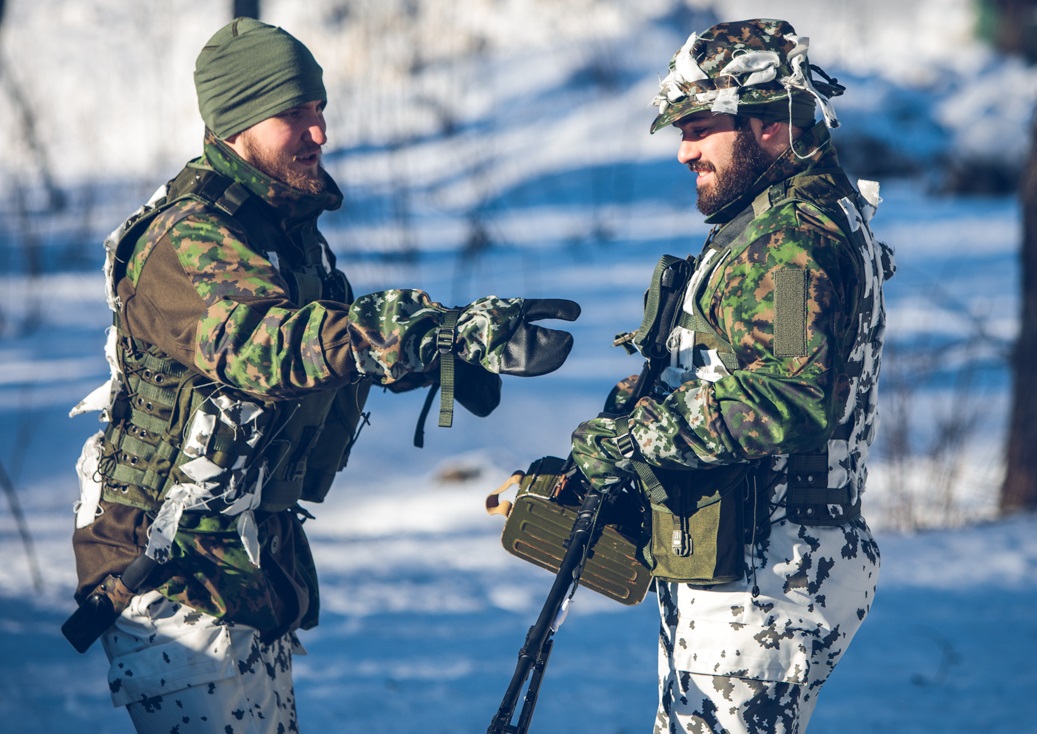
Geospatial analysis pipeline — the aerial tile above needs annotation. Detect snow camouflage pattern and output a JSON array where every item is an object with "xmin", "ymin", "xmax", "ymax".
[
  {"xmin": 655, "ymin": 515, "xmax": 881, "ymax": 733},
  {"xmin": 102, "ymin": 590, "xmax": 300, "ymax": 732}
]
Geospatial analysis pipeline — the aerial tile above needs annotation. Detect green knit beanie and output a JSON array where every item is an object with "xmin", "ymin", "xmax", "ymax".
[{"xmin": 194, "ymin": 17, "xmax": 325, "ymax": 139}]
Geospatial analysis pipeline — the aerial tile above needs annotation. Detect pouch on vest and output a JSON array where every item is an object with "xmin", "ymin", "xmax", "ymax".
[
  {"xmin": 300, "ymin": 380, "xmax": 372, "ymax": 503},
  {"xmin": 616, "ymin": 255, "xmax": 693, "ymax": 359},
  {"xmin": 641, "ymin": 463, "xmax": 752, "ymax": 585},
  {"xmin": 486, "ymin": 456, "xmax": 652, "ymax": 605}
]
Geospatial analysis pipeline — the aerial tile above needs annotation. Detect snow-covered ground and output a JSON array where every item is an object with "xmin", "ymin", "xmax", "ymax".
[{"xmin": 1, "ymin": 1, "xmax": 1036, "ymax": 732}]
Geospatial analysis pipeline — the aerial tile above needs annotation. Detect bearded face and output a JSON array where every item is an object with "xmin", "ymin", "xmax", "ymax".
[
  {"xmin": 239, "ymin": 128, "xmax": 326, "ymax": 195},
  {"xmin": 692, "ymin": 119, "xmax": 773, "ymax": 216}
]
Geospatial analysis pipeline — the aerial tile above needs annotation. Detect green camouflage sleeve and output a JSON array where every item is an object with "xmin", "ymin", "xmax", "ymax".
[
  {"xmin": 125, "ymin": 203, "xmax": 575, "ymax": 397},
  {"xmin": 629, "ymin": 218, "xmax": 855, "ymax": 468},
  {"xmin": 344, "ymin": 289, "xmax": 444, "ymax": 382},
  {"xmin": 123, "ymin": 206, "xmax": 364, "ymax": 398}
]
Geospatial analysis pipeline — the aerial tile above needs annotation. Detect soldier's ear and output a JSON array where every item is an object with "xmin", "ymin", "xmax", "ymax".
[
  {"xmin": 754, "ymin": 119, "xmax": 793, "ymax": 158},
  {"xmin": 754, "ymin": 119, "xmax": 782, "ymax": 141},
  {"xmin": 223, "ymin": 131, "xmax": 247, "ymax": 160}
]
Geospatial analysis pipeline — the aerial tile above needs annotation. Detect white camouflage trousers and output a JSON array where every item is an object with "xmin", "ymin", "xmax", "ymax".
[
  {"xmin": 101, "ymin": 590, "xmax": 302, "ymax": 734},
  {"xmin": 654, "ymin": 516, "xmax": 880, "ymax": 734}
]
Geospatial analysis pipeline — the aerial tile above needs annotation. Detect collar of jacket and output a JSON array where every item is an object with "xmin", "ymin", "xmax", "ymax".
[
  {"xmin": 201, "ymin": 129, "xmax": 344, "ymax": 228},
  {"xmin": 704, "ymin": 122, "xmax": 839, "ymax": 226}
]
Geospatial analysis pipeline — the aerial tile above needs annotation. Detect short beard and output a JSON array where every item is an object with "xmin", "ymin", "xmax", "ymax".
[
  {"xmin": 240, "ymin": 132, "xmax": 326, "ymax": 196},
  {"xmin": 696, "ymin": 120, "xmax": 773, "ymax": 216}
]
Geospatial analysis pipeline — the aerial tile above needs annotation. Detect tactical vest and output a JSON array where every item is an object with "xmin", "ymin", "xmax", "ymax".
[
  {"xmin": 95, "ymin": 164, "xmax": 370, "ymax": 561},
  {"xmin": 627, "ymin": 174, "xmax": 894, "ymax": 527}
]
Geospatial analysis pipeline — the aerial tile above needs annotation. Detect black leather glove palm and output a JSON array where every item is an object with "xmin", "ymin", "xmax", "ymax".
[{"xmin": 455, "ymin": 296, "xmax": 581, "ymax": 376}]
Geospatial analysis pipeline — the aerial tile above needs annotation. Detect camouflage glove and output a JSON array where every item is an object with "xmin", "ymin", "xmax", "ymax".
[
  {"xmin": 603, "ymin": 373, "xmax": 641, "ymax": 414},
  {"xmin": 454, "ymin": 296, "xmax": 581, "ymax": 376},
  {"xmin": 570, "ymin": 416, "xmax": 638, "ymax": 492},
  {"xmin": 346, "ymin": 289, "xmax": 446, "ymax": 384}
]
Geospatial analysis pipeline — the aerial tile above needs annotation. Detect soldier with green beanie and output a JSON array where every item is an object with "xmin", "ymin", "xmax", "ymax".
[
  {"xmin": 68, "ymin": 17, "xmax": 578, "ymax": 733},
  {"xmin": 568, "ymin": 18, "xmax": 894, "ymax": 733}
]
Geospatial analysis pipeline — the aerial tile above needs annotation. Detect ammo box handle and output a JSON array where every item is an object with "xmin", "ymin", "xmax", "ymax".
[{"xmin": 486, "ymin": 471, "xmax": 524, "ymax": 517}]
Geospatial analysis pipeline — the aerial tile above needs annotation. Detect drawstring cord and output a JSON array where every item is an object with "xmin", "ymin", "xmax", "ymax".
[{"xmin": 748, "ymin": 474, "xmax": 760, "ymax": 598}]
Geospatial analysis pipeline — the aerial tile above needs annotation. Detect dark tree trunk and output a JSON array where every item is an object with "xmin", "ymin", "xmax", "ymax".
[
  {"xmin": 1002, "ymin": 113, "xmax": 1037, "ymax": 513},
  {"xmin": 233, "ymin": 0, "xmax": 260, "ymax": 19},
  {"xmin": 987, "ymin": 0, "xmax": 1037, "ymax": 62}
]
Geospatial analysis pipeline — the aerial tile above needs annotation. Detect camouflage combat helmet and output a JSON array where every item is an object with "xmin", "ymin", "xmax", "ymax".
[{"xmin": 650, "ymin": 18, "xmax": 844, "ymax": 133}]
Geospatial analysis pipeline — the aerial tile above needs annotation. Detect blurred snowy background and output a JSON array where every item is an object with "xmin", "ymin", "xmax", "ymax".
[{"xmin": 1, "ymin": 1, "xmax": 1036, "ymax": 732}]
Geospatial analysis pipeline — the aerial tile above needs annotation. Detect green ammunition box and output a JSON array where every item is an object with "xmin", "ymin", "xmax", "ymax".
[{"xmin": 489, "ymin": 456, "xmax": 652, "ymax": 606}]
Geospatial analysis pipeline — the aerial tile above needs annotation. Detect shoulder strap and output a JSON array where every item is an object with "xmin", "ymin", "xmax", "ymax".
[
  {"xmin": 704, "ymin": 199, "xmax": 757, "ymax": 256},
  {"xmin": 109, "ymin": 167, "xmax": 284, "ymax": 294},
  {"xmin": 169, "ymin": 166, "xmax": 284, "ymax": 248},
  {"xmin": 672, "ymin": 201, "xmax": 758, "ymax": 373}
]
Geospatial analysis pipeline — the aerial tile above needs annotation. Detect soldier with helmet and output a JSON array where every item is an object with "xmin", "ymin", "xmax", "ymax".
[
  {"xmin": 67, "ymin": 17, "xmax": 578, "ymax": 733},
  {"xmin": 570, "ymin": 18, "xmax": 894, "ymax": 733}
]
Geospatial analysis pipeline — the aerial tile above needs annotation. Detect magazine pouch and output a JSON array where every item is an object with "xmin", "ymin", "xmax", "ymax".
[{"xmin": 642, "ymin": 464, "xmax": 752, "ymax": 585}]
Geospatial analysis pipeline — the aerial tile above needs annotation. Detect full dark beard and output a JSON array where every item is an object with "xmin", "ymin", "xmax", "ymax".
[
  {"xmin": 241, "ymin": 135, "xmax": 326, "ymax": 195},
  {"xmin": 695, "ymin": 126, "xmax": 773, "ymax": 216}
]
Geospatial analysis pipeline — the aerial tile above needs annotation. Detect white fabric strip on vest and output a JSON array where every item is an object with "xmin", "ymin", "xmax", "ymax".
[
  {"xmin": 144, "ymin": 394, "xmax": 269, "ymax": 567},
  {"xmin": 69, "ymin": 325, "xmax": 124, "ymax": 419},
  {"xmin": 74, "ymin": 431, "xmax": 105, "ymax": 529},
  {"xmin": 658, "ymin": 246, "xmax": 735, "ymax": 388}
]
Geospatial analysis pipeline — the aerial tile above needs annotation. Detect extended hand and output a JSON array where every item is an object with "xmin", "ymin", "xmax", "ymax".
[
  {"xmin": 455, "ymin": 297, "xmax": 581, "ymax": 376},
  {"xmin": 346, "ymin": 289, "xmax": 445, "ymax": 383},
  {"xmin": 345, "ymin": 292, "xmax": 580, "ymax": 386}
]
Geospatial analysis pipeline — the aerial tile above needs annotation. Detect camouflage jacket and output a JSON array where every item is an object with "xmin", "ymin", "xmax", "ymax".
[
  {"xmin": 121, "ymin": 136, "xmax": 357, "ymax": 395},
  {"xmin": 73, "ymin": 133, "xmax": 370, "ymax": 635},
  {"xmin": 628, "ymin": 123, "xmax": 893, "ymax": 513}
]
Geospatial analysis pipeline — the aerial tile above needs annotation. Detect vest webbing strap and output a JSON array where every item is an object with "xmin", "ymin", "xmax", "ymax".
[
  {"xmin": 133, "ymin": 379, "xmax": 175, "ymax": 405},
  {"xmin": 785, "ymin": 486, "xmax": 852, "ymax": 505},
  {"xmin": 672, "ymin": 203, "xmax": 757, "ymax": 372},
  {"xmin": 136, "ymin": 349, "xmax": 189, "ymax": 377},
  {"xmin": 436, "ymin": 310, "xmax": 461, "ymax": 428},
  {"xmin": 124, "ymin": 410, "xmax": 167, "ymax": 437}
]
